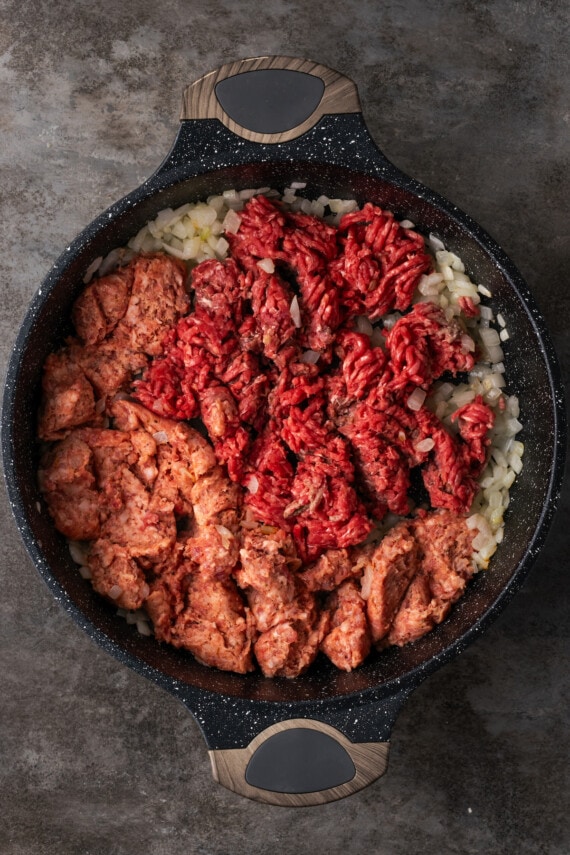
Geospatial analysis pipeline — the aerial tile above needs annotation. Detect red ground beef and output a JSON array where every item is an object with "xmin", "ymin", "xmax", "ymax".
[{"xmin": 134, "ymin": 194, "xmax": 494, "ymax": 560}]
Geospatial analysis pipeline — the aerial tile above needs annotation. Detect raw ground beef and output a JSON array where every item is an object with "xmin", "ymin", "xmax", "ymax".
[{"xmin": 135, "ymin": 194, "xmax": 493, "ymax": 561}]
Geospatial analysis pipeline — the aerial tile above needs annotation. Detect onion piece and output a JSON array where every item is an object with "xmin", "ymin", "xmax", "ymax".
[
  {"xmin": 290, "ymin": 295, "xmax": 302, "ymax": 328},
  {"xmin": 222, "ymin": 208, "xmax": 242, "ymax": 234},
  {"xmin": 108, "ymin": 585, "xmax": 123, "ymax": 600},
  {"xmin": 257, "ymin": 257, "xmax": 275, "ymax": 274},
  {"xmin": 215, "ymin": 524, "xmax": 234, "ymax": 549},
  {"xmin": 244, "ymin": 475, "xmax": 259, "ymax": 494},
  {"xmin": 428, "ymin": 233, "xmax": 446, "ymax": 252},
  {"xmin": 136, "ymin": 621, "xmax": 153, "ymax": 637},
  {"xmin": 83, "ymin": 256, "xmax": 103, "ymax": 284},
  {"xmin": 415, "ymin": 437, "xmax": 435, "ymax": 453},
  {"xmin": 406, "ymin": 388, "xmax": 427, "ymax": 411},
  {"xmin": 355, "ymin": 315, "xmax": 374, "ymax": 336}
]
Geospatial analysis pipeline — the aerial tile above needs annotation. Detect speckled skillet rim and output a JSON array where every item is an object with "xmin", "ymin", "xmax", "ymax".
[{"xmin": 2, "ymin": 62, "xmax": 566, "ymax": 763}]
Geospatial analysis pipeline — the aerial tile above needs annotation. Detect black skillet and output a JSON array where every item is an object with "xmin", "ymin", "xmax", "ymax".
[{"xmin": 2, "ymin": 56, "xmax": 566, "ymax": 806}]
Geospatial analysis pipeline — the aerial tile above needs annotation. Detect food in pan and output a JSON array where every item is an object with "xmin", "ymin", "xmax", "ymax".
[{"xmin": 37, "ymin": 185, "xmax": 524, "ymax": 677}]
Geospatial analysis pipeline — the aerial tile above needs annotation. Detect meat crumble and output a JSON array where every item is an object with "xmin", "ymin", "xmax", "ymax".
[{"xmin": 37, "ymin": 195, "xmax": 501, "ymax": 677}]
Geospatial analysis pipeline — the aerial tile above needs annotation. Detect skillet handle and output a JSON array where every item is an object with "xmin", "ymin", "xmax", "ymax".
[
  {"xmin": 208, "ymin": 717, "xmax": 390, "ymax": 807},
  {"xmin": 180, "ymin": 55, "xmax": 361, "ymax": 144}
]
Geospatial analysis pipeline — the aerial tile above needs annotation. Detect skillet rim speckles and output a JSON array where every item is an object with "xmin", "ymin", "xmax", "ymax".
[{"xmin": 2, "ymin": 56, "xmax": 566, "ymax": 806}]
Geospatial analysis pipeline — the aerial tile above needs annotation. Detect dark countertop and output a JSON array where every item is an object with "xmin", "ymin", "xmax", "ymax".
[{"xmin": 1, "ymin": 1, "xmax": 568, "ymax": 853}]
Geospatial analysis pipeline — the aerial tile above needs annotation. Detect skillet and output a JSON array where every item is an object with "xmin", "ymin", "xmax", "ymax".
[{"xmin": 2, "ymin": 56, "xmax": 566, "ymax": 806}]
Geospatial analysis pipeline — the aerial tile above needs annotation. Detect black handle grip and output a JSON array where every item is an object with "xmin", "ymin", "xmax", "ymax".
[
  {"xmin": 214, "ymin": 68, "xmax": 326, "ymax": 136},
  {"xmin": 244, "ymin": 725, "xmax": 356, "ymax": 793}
]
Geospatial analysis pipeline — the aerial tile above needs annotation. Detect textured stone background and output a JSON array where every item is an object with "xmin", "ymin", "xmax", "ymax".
[{"xmin": 1, "ymin": 1, "xmax": 569, "ymax": 853}]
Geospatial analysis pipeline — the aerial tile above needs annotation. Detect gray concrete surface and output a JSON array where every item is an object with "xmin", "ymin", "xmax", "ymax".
[{"xmin": 1, "ymin": 1, "xmax": 569, "ymax": 853}]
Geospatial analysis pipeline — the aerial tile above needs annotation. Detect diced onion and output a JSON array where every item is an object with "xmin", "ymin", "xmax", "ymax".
[
  {"xmin": 215, "ymin": 237, "xmax": 229, "ymax": 257},
  {"xmin": 83, "ymin": 256, "xmax": 103, "ymax": 284},
  {"xmin": 215, "ymin": 525, "xmax": 234, "ymax": 540},
  {"xmin": 69, "ymin": 540, "xmax": 89, "ymax": 565},
  {"xmin": 257, "ymin": 257, "xmax": 275, "ymax": 274},
  {"xmin": 415, "ymin": 437, "xmax": 435, "ymax": 453},
  {"xmin": 407, "ymin": 388, "xmax": 427, "ymax": 411},
  {"xmin": 479, "ymin": 327, "xmax": 501, "ymax": 347},
  {"xmin": 136, "ymin": 621, "xmax": 152, "ymax": 637},
  {"xmin": 245, "ymin": 475, "xmax": 259, "ymax": 494},
  {"xmin": 290, "ymin": 295, "xmax": 302, "ymax": 328},
  {"xmin": 429, "ymin": 233, "xmax": 446, "ymax": 252},
  {"xmin": 355, "ymin": 315, "xmax": 374, "ymax": 336},
  {"xmin": 215, "ymin": 524, "xmax": 234, "ymax": 549},
  {"xmin": 222, "ymin": 208, "xmax": 242, "ymax": 234},
  {"xmin": 360, "ymin": 567, "xmax": 372, "ymax": 599}
]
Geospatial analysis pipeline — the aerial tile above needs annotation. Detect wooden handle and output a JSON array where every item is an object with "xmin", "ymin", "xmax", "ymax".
[
  {"xmin": 209, "ymin": 718, "xmax": 389, "ymax": 806},
  {"xmin": 180, "ymin": 56, "xmax": 361, "ymax": 144}
]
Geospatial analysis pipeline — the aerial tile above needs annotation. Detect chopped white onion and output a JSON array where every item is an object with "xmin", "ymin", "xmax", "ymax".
[
  {"xmin": 222, "ymin": 208, "xmax": 242, "ymax": 234},
  {"xmin": 83, "ymin": 256, "xmax": 103, "ymax": 284},
  {"xmin": 506, "ymin": 418, "xmax": 524, "ymax": 435},
  {"xmin": 406, "ymin": 388, "xmax": 427, "ymax": 411},
  {"xmin": 69, "ymin": 540, "xmax": 89, "ymax": 565},
  {"xmin": 215, "ymin": 524, "xmax": 234, "ymax": 549},
  {"xmin": 355, "ymin": 315, "xmax": 374, "ymax": 336},
  {"xmin": 415, "ymin": 437, "xmax": 435, "ymax": 453},
  {"xmin": 478, "ymin": 284, "xmax": 493, "ymax": 298},
  {"xmin": 479, "ymin": 327, "xmax": 501, "ymax": 347},
  {"xmin": 290, "ymin": 295, "xmax": 302, "ymax": 328},
  {"xmin": 215, "ymin": 236, "xmax": 229, "ymax": 257},
  {"xmin": 428, "ymin": 233, "xmax": 446, "ymax": 252},
  {"xmin": 360, "ymin": 567, "xmax": 372, "ymax": 600},
  {"xmin": 215, "ymin": 525, "xmax": 234, "ymax": 540},
  {"xmin": 136, "ymin": 621, "xmax": 152, "ymax": 637},
  {"xmin": 257, "ymin": 257, "xmax": 275, "ymax": 274},
  {"xmin": 383, "ymin": 313, "xmax": 401, "ymax": 330},
  {"xmin": 370, "ymin": 327, "xmax": 385, "ymax": 348},
  {"xmin": 108, "ymin": 585, "xmax": 123, "ymax": 600},
  {"xmin": 245, "ymin": 475, "xmax": 259, "ymax": 494}
]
